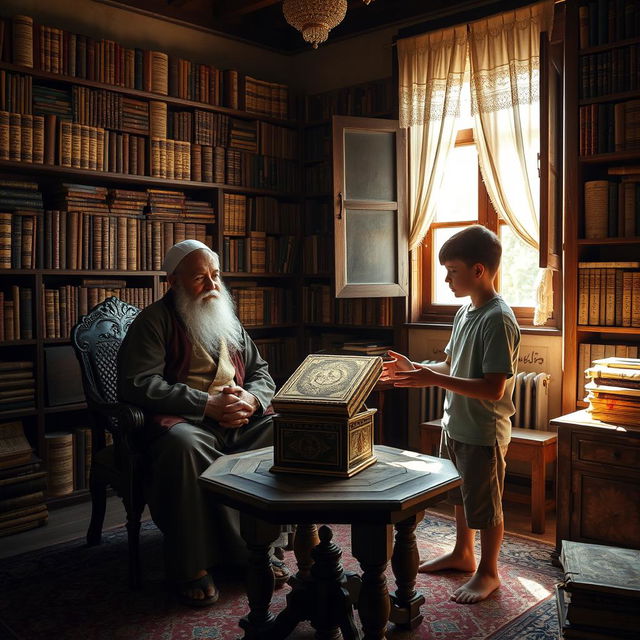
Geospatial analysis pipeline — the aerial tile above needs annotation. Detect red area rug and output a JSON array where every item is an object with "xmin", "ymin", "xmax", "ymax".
[{"xmin": 0, "ymin": 512, "xmax": 561, "ymax": 639}]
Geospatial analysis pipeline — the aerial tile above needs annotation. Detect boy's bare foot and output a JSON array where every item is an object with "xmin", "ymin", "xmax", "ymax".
[
  {"xmin": 418, "ymin": 551, "xmax": 476, "ymax": 573},
  {"xmin": 451, "ymin": 571, "xmax": 500, "ymax": 604}
]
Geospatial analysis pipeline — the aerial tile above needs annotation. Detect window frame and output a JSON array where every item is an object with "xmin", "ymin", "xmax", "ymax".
[{"xmin": 418, "ymin": 127, "xmax": 558, "ymax": 327}]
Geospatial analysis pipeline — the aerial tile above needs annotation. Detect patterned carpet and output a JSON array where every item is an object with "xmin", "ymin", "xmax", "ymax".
[{"xmin": 0, "ymin": 512, "xmax": 561, "ymax": 639}]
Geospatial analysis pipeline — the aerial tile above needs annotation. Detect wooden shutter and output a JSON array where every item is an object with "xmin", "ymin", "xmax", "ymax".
[
  {"xmin": 332, "ymin": 115, "xmax": 408, "ymax": 298},
  {"xmin": 539, "ymin": 34, "xmax": 563, "ymax": 270}
]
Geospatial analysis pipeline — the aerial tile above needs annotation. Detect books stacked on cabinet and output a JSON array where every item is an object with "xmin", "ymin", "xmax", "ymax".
[
  {"xmin": 557, "ymin": 540, "xmax": 640, "ymax": 640},
  {"xmin": 0, "ymin": 420, "xmax": 48, "ymax": 537},
  {"xmin": 578, "ymin": 342, "xmax": 639, "ymax": 398},
  {"xmin": 584, "ymin": 356, "xmax": 640, "ymax": 426}
]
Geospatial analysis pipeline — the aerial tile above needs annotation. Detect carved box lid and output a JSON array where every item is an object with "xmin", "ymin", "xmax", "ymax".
[{"xmin": 273, "ymin": 354, "xmax": 382, "ymax": 417}]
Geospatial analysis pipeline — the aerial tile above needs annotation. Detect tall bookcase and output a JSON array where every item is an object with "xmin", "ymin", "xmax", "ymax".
[
  {"xmin": 0, "ymin": 13, "xmax": 302, "ymax": 508},
  {"xmin": 302, "ymin": 78, "xmax": 409, "ymax": 446},
  {"xmin": 302, "ymin": 77, "xmax": 399, "ymax": 353},
  {"xmin": 563, "ymin": 0, "xmax": 640, "ymax": 413}
]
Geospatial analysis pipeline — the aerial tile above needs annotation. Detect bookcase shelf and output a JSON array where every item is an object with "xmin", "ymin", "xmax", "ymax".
[
  {"xmin": 577, "ymin": 326, "xmax": 640, "ymax": 335},
  {"xmin": 562, "ymin": 0, "xmax": 640, "ymax": 413},
  {"xmin": 0, "ymin": 159, "xmax": 300, "ymax": 198},
  {"xmin": 222, "ymin": 272, "xmax": 297, "ymax": 279},
  {"xmin": 43, "ymin": 403, "xmax": 88, "ymax": 414},
  {"xmin": 0, "ymin": 61, "xmax": 300, "ymax": 129},
  {"xmin": 0, "ymin": 339, "xmax": 37, "ymax": 346}
]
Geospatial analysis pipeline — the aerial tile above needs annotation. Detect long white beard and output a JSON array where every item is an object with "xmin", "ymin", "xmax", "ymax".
[{"xmin": 173, "ymin": 281, "xmax": 243, "ymax": 355}]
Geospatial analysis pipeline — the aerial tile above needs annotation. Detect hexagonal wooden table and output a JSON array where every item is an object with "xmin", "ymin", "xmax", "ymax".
[{"xmin": 199, "ymin": 445, "xmax": 461, "ymax": 640}]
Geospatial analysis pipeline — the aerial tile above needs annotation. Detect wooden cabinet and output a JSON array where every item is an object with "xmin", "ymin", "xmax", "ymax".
[{"xmin": 553, "ymin": 410, "xmax": 640, "ymax": 554}]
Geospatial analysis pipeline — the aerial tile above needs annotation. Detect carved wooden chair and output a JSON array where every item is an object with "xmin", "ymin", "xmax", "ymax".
[{"xmin": 71, "ymin": 296, "xmax": 146, "ymax": 588}]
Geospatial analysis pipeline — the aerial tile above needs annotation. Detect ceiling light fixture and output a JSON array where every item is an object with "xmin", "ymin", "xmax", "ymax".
[{"xmin": 283, "ymin": 0, "xmax": 375, "ymax": 49}]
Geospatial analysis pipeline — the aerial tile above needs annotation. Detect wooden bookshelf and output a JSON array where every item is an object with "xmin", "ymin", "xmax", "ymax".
[
  {"xmin": 0, "ymin": 11, "xmax": 303, "ymax": 509},
  {"xmin": 562, "ymin": 0, "xmax": 640, "ymax": 413}
]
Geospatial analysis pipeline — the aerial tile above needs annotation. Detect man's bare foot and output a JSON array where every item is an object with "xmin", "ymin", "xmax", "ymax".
[
  {"xmin": 178, "ymin": 569, "xmax": 219, "ymax": 606},
  {"xmin": 418, "ymin": 551, "xmax": 476, "ymax": 573},
  {"xmin": 451, "ymin": 571, "xmax": 500, "ymax": 604}
]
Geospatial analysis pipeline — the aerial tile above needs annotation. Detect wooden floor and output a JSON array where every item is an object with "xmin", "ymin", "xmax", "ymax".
[{"xmin": 0, "ymin": 495, "xmax": 555, "ymax": 560}]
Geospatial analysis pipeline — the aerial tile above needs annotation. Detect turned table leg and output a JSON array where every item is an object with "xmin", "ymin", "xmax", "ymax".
[
  {"xmin": 389, "ymin": 511, "xmax": 425, "ymax": 629},
  {"xmin": 351, "ymin": 523, "xmax": 393, "ymax": 640},
  {"xmin": 238, "ymin": 513, "xmax": 283, "ymax": 640}
]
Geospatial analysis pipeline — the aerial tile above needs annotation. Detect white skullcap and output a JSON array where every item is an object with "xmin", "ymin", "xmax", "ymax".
[{"xmin": 161, "ymin": 239, "xmax": 216, "ymax": 274}]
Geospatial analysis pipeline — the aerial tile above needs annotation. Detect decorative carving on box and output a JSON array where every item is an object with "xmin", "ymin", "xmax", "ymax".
[{"xmin": 271, "ymin": 354, "xmax": 382, "ymax": 477}]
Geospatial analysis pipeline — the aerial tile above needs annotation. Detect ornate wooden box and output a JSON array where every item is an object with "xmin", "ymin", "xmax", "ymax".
[{"xmin": 271, "ymin": 354, "xmax": 383, "ymax": 477}]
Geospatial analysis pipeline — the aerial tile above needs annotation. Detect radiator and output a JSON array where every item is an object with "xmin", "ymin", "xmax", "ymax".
[{"xmin": 419, "ymin": 369, "xmax": 551, "ymax": 430}]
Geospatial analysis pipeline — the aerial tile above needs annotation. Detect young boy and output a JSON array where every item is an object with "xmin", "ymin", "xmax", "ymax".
[{"xmin": 382, "ymin": 225, "xmax": 520, "ymax": 604}]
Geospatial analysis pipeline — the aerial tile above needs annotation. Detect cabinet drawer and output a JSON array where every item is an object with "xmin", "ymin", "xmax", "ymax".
[{"xmin": 575, "ymin": 436, "xmax": 640, "ymax": 471}]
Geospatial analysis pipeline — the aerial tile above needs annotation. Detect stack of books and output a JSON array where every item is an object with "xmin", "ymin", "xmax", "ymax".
[
  {"xmin": 0, "ymin": 420, "xmax": 48, "ymax": 537},
  {"xmin": 585, "ymin": 356, "xmax": 640, "ymax": 426},
  {"xmin": 341, "ymin": 341, "xmax": 393, "ymax": 357},
  {"xmin": 0, "ymin": 361, "xmax": 35, "ymax": 412},
  {"xmin": 557, "ymin": 540, "xmax": 639, "ymax": 640}
]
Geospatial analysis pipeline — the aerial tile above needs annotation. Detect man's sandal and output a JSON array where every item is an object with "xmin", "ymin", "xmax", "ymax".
[
  {"xmin": 271, "ymin": 557, "xmax": 291, "ymax": 588},
  {"xmin": 176, "ymin": 572, "xmax": 220, "ymax": 608}
]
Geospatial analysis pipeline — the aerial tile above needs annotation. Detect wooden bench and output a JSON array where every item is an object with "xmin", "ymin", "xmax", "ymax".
[{"xmin": 419, "ymin": 419, "xmax": 557, "ymax": 534}]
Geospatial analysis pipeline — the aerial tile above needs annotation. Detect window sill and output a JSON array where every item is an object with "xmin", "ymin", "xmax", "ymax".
[{"xmin": 405, "ymin": 321, "xmax": 562, "ymax": 337}]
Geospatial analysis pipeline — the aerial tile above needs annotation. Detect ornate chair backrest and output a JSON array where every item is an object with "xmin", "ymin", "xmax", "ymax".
[{"xmin": 71, "ymin": 297, "xmax": 140, "ymax": 440}]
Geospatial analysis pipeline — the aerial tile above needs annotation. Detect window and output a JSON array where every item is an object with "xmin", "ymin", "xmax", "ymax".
[
  {"xmin": 419, "ymin": 86, "xmax": 546, "ymax": 326},
  {"xmin": 420, "ymin": 134, "xmax": 540, "ymax": 323}
]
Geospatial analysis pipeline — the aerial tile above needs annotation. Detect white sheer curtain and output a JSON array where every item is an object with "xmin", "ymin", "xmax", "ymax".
[
  {"xmin": 468, "ymin": 1, "xmax": 554, "ymax": 325},
  {"xmin": 398, "ymin": 25, "xmax": 468, "ymax": 250}
]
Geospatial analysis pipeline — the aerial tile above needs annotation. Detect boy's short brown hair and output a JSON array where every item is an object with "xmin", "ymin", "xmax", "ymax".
[{"xmin": 438, "ymin": 224, "xmax": 502, "ymax": 274}]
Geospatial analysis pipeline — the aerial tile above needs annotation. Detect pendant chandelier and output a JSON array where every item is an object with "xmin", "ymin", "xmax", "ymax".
[{"xmin": 283, "ymin": 0, "xmax": 375, "ymax": 49}]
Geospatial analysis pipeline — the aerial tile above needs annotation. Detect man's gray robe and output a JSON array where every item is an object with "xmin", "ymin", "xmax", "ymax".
[{"xmin": 117, "ymin": 294, "xmax": 276, "ymax": 580}]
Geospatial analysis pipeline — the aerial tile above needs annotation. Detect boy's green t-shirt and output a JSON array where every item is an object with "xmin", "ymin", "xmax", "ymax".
[{"xmin": 440, "ymin": 295, "xmax": 521, "ymax": 446}]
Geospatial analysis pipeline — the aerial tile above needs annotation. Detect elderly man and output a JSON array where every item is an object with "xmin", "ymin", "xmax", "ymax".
[{"xmin": 118, "ymin": 239, "xmax": 288, "ymax": 607}]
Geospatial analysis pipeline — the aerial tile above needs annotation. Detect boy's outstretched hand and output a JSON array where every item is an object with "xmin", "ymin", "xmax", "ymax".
[{"xmin": 381, "ymin": 350, "xmax": 440, "ymax": 388}]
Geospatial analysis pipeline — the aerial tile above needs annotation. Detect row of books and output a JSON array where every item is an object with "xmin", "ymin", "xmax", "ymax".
[
  {"xmin": 44, "ymin": 429, "xmax": 94, "ymax": 496},
  {"xmin": 0, "ymin": 70, "xmax": 32, "ymax": 114},
  {"xmin": 304, "ymin": 125, "xmax": 330, "ymax": 162},
  {"xmin": 302, "ymin": 285, "xmax": 394, "ymax": 326},
  {"xmin": 252, "ymin": 337, "xmax": 297, "ymax": 378},
  {"xmin": 0, "ymin": 286, "xmax": 33, "ymax": 340},
  {"xmin": 578, "ymin": 341, "xmax": 639, "ymax": 396},
  {"xmin": 578, "ymin": 0, "xmax": 640, "ymax": 48},
  {"xmin": 304, "ymin": 201, "xmax": 332, "ymax": 235},
  {"xmin": 72, "ymin": 86, "xmax": 149, "ymax": 134},
  {"xmin": 579, "ymin": 46, "xmax": 640, "ymax": 99},
  {"xmin": 584, "ymin": 175, "xmax": 640, "ymax": 238},
  {"xmin": 577, "ymin": 262, "xmax": 640, "ymax": 327},
  {"xmin": 0, "ymin": 111, "xmax": 44, "ymax": 163},
  {"xmin": 229, "ymin": 285, "xmax": 295, "ymax": 327},
  {"xmin": 0, "ymin": 212, "xmax": 38, "ymax": 269},
  {"xmin": 557, "ymin": 540, "xmax": 640, "ymax": 640},
  {"xmin": 304, "ymin": 163, "xmax": 331, "ymax": 193},
  {"xmin": 149, "ymin": 137, "xmax": 191, "ymax": 180},
  {"xmin": 39, "ymin": 213, "xmax": 213, "ymax": 271},
  {"xmin": 303, "ymin": 235, "xmax": 333, "ymax": 274},
  {"xmin": 585, "ymin": 356, "xmax": 640, "ymax": 427},
  {"xmin": 1, "ymin": 15, "xmax": 291, "ymax": 119},
  {"xmin": 42, "ymin": 283, "xmax": 155, "ymax": 339},
  {"xmin": 224, "ymin": 149, "xmax": 299, "ymax": 192},
  {"xmin": 0, "ymin": 420, "xmax": 47, "ymax": 538},
  {"xmin": 221, "ymin": 233, "xmax": 298, "ymax": 274},
  {"xmin": 0, "ymin": 361, "xmax": 35, "ymax": 413},
  {"xmin": 306, "ymin": 78, "xmax": 392, "ymax": 121},
  {"xmin": 222, "ymin": 193, "xmax": 301, "ymax": 236},
  {"xmin": 579, "ymin": 101, "xmax": 640, "ymax": 156}
]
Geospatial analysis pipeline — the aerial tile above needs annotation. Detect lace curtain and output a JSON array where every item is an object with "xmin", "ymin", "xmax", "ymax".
[
  {"xmin": 398, "ymin": 0, "xmax": 555, "ymax": 325},
  {"xmin": 398, "ymin": 25, "xmax": 468, "ymax": 250},
  {"xmin": 469, "ymin": 0, "xmax": 554, "ymax": 325}
]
